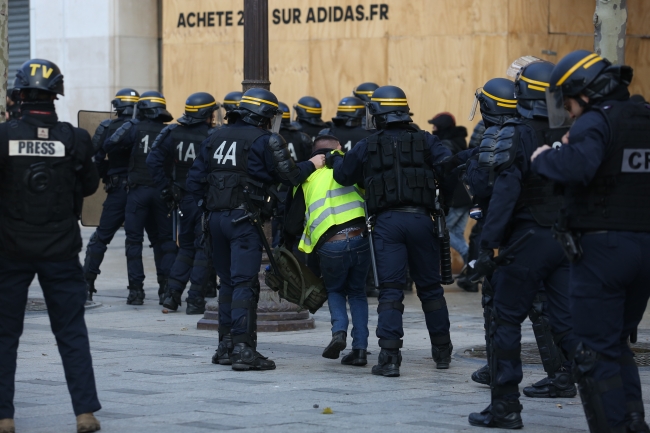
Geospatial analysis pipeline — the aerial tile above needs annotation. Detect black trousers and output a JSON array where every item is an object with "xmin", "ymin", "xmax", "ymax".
[{"xmin": 0, "ymin": 256, "xmax": 101, "ymax": 418}]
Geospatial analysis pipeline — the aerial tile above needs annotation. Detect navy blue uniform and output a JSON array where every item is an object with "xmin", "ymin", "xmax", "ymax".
[
  {"xmin": 532, "ymin": 107, "xmax": 650, "ymax": 430},
  {"xmin": 0, "ymin": 109, "xmax": 101, "ymax": 419},
  {"xmin": 146, "ymin": 122, "xmax": 211, "ymax": 302},
  {"xmin": 186, "ymin": 120, "xmax": 316, "ymax": 342},
  {"xmin": 104, "ymin": 118, "xmax": 177, "ymax": 292},
  {"xmin": 332, "ymin": 127, "xmax": 452, "ymax": 346}
]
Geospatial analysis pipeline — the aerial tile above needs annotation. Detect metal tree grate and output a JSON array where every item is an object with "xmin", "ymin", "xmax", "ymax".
[{"xmin": 464, "ymin": 342, "xmax": 650, "ymax": 367}]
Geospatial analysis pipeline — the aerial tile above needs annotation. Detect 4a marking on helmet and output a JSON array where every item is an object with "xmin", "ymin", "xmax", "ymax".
[
  {"xmin": 29, "ymin": 63, "xmax": 53, "ymax": 78},
  {"xmin": 519, "ymin": 75, "xmax": 549, "ymax": 92},
  {"xmin": 185, "ymin": 101, "xmax": 217, "ymax": 112},
  {"xmin": 296, "ymin": 102, "xmax": 322, "ymax": 113},
  {"xmin": 140, "ymin": 96, "xmax": 167, "ymax": 104},
  {"xmin": 556, "ymin": 53, "xmax": 601, "ymax": 86},
  {"xmin": 480, "ymin": 89, "xmax": 517, "ymax": 108},
  {"xmin": 242, "ymin": 95, "xmax": 279, "ymax": 107},
  {"xmin": 370, "ymin": 97, "xmax": 408, "ymax": 106}
]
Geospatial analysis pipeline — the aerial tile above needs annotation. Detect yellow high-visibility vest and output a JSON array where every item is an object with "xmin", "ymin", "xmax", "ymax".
[{"xmin": 296, "ymin": 167, "xmax": 365, "ymax": 253}]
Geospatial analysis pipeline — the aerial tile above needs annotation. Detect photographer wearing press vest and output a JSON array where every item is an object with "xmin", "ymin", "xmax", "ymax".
[
  {"xmin": 531, "ymin": 50, "xmax": 650, "ymax": 433},
  {"xmin": 0, "ymin": 59, "xmax": 101, "ymax": 433}
]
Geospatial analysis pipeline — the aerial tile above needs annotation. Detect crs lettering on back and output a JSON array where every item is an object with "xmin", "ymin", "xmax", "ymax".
[
  {"xmin": 621, "ymin": 149, "xmax": 650, "ymax": 173},
  {"xmin": 8, "ymin": 140, "xmax": 65, "ymax": 157}
]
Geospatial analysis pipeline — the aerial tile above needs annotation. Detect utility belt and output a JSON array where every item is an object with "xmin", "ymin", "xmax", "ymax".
[
  {"xmin": 382, "ymin": 205, "xmax": 430, "ymax": 215},
  {"xmin": 104, "ymin": 174, "xmax": 128, "ymax": 192}
]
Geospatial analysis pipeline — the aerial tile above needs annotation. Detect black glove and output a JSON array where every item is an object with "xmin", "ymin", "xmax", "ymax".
[
  {"xmin": 325, "ymin": 150, "xmax": 344, "ymax": 169},
  {"xmin": 472, "ymin": 249, "xmax": 498, "ymax": 279}
]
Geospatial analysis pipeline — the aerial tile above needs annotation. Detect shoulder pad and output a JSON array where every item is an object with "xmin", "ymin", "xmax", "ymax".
[
  {"xmin": 109, "ymin": 119, "xmax": 137, "ymax": 144},
  {"xmin": 91, "ymin": 118, "xmax": 112, "ymax": 151},
  {"xmin": 290, "ymin": 121, "xmax": 302, "ymax": 131},
  {"xmin": 267, "ymin": 133, "xmax": 287, "ymax": 151},
  {"xmin": 319, "ymin": 127, "xmax": 333, "ymax": 135},
  {"xmin": 299, "ymin": 132, "xmax": 312, "ymax": 145},
  {"xmin": 151, "ymin": 123, "xmax": 178, "ymax": 149},
  {"xmin": 490, "ymin": 125, "xmax": 518, "ymax": 172},
  {"xmin": 100, "ymin": 118, "xmax": 112, "ymax": 127}
]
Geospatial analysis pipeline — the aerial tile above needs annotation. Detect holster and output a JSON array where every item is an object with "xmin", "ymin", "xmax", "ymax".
[
  {"xmin": 103, "ymin": 174, "xmax": 126, "ymax": 193},
  {"xmin": 551, "ymin": 224, "xmax": 583, "ymax": 263}
]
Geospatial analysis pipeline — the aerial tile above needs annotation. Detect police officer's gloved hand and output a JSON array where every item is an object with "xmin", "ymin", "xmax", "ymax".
[
  {"xmin": 325, "ymin": 150, "xmax": 344, "ymax": 169},
  {"xmin": 160, "ymin": 188, "xmax": 175, "ymax": 209},
  {"xmin": 473, "ymin": 249, "xmax": 497, "ymax": 278}
]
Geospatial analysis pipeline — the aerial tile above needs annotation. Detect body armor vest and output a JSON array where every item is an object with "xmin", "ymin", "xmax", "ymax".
[
  {"xmin": 569, "ymin": 100, "xmax": 650, "ymax": 232},
  {"xmin": 105, "ymin": 118, "xmax": 131, "ymax": 172},
  {"xmin": 279, "ymin": 126, "xmax": 312, "ymax": 162},
  {"xmin": 328, "ymin": 124, "xmax": 371, "ymax": 152},
  {"xmin": 0, "ymin": 119, "xmax": 84, "ymax": 259},
  {"xmin": 205, "ymin": 126, "xmax": 267, "ymax": 211},
  {"xmin": 514, "ymin": 118, "xmax": 568, "ymax": 227},
  {"xmin": 171, "ymin": 124, "xmax": 210, "ymax": 190},
  {"xmin": 128, "ymin": 120, "xmax": 166, "ymax": 186},
  {"xmin": 363, "ymin": 129, "xmax": 437, "ymax": 214}
]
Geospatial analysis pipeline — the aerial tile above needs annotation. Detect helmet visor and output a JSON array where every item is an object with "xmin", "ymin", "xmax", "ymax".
[
  {"xmin": 270, "ymin": 111, "xmax": 283, "ymax": 133},
  {"xmin": 365, "ymin": 106, "xmax": 374, "ymax": 130},
  {"xmin": 212, "ymin": 106, "xmax": 224, "ymax": 127},
  {"xmin": 545, "ymin": 88, "xmax": 572, "ymax": 129},
  {"xmin": 468, "ymin": 88, "xmax": 481, "ymax": 121}
]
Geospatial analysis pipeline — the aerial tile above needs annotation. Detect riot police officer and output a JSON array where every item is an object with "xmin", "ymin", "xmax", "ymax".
[
  {"xmin": 531, "ymin": 50, "xmax": 650, "ymax": 433},
  {"xmin": 320, "ymin": 96, "xmax": 372, "ymax": 152},
  {"xmin": 222, "ymin": 91, "xmax": 243, "ymax": 114},
  {"xmin": 0, "ymin": 59, "xmax": 101, "ymax": 433},
  {"xmin": 278, "ymin": 102, "xmax": 312, "ymax": 163},
  {"xmin": 187, "ymin": 88, "xmax": 325, "ymax": 371},
  {"xmin": 468, "ymin": 60, "xmax": 578, "ymax": 429},
  {"xmin": 146, "ymin": 92, "xmax": 218, "ymax": 315},
  {"xmin": 330, "ymin": 85, "xmax": 453, "ymax": 376},
  {"xmin": 294, "ymin": 96, "xmax": 328, "ymax": 139},
  {"xmin": 105, "ymin": 91, "xmax": 177, "ymax": 305},
  {"xmin": 82, "ymin": 88, "xmax": 139, "ymax": 300},
  {"xmin": 353, "ymin": 82, "xmax": 379, "ymax": 102}
]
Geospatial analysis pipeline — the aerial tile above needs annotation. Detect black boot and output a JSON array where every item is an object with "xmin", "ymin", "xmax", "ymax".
[
  {"xmin": 468, "ymin": 399, "xmax": 523, "ymax": 429},
  {"xmin": 126, "ymin": 285, "xmax": 145, "ymax": 305},
  {"xmin": 212, "ymin": 334, "xmax": 233, "ymax": 365},
  {"xmin": 627, "ymin": 412, "xmax": 650, "ymax": 432},
  {"xmin": 457, "ymin": 265, "xmax": 479, "ymax": 292},
  {"xmin": 322, "ymin": 331, "xmax": 347, "ymax": 359},
  {"xmin": 186, "ymin": 296, "xmax": 206, "ymax": 315},
  {"xmin": 341, "ymin": 349, "xmax": 367, "ymax": 366},
  {"xmin": 371, "ymin": 349, "xmax": 402, "ymax": 377},
  {"xmin": 157, "ymin": 276, "xmax": 168, "ymax": 305},
  {"xmin": 432, "ymin": 341, "xmax": 453, "ymax": 369},
  {"xmin": 162, "ymin": 291, "xmax": 182, "ymax": 311},
  {"xmin": 85, "ymin": 273, "xmax": 97, "ymax": 302},
  {"xmin": 472, "ymin": 364, "xmax": 491, "ymax": 385},
  {"xmin": 230, "ymin": 343, "xmax": 276, "ymax": 371},
  {"xmin": 522, "ymin": 371, "xmax": 576, "ymax": 398}
]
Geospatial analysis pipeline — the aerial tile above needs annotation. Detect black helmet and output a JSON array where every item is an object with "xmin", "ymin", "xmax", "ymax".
[
  {"xmin": 278, "ymin": 101, "xmax": 291, "ymax": 124},
  {"xmin": 223, "ymin": 91, "xmax": 242, "ymax": 113},
  {"xmin": 14, "ymin": 58, "xmax": 64, "ymax": 96},
  {"xmin": 515, "ymin": 61, "xmax": 554, "ymax": 101},
  {"xmin": 236, "ymin": 88, "xmax": 282, "ymax": 128},
  {"xmin": 353, "ymin": 82, "xmax": 379, "ymax": 102},
  {"xmin": 367, "ymin": 85, "xmax": 412, "ymax": 128},
  {"xmin": 334, "ymin": 96, "xmax": 365, "ymax": 119},
  {"xmin": 294, "ymin": 96, "xmax": 323, "ymax": 120},
  {"xmin": 549, "ymin": 50, "xmax": 609, "ymax": 98},
  {"xmin": 179, "ymin": 92, "xmax": 218, "ymax": 125},
  {"xmin": 112, "ymin": 88, "xmax": 139, "ymax": 115},
  {"xmin": 138, "ymin": 91, "xmax": 173, "ymax": 122},
  {"xmin": 469, "ymin": 78, "xmax": 517, "ymax": 126}
]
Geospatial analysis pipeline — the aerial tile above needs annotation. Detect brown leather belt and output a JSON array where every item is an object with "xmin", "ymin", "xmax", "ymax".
[{"xmin": 326, "ymin": 228, "xmax": 364, "ymax": 242}]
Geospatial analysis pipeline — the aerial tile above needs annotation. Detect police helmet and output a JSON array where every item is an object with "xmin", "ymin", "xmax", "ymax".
[
  {"xmin": 138, "ymin": 91, "xmax": 173, "ymax": 122},
  {"xmin": 179, "ymin": 92, "xmax": 218, "ymax": 125},
  {"xmin": 236, "ymin": 88, "xmax": 282, "ymax": 129},
  {"xmin": 353, "ymin": 82, "xmax": 379, "ymax": 102},
  {"xmin": 468, "ymin": 78, "xmax": 517, "ymax": 124},
  {"xmin": 515, "ymin": 61, "xmax": 554, "ymax": 101},
  {"xmin": 294, "ymin": 96, "xmax": 323, "ymax": 120},
  {"xmin": 334, "ymin": 96, "xmax": 366, "ymax": 120},
  {"xmin": 367, "ymin": 86, "xmax": 412, "ymax": 129},
  {"xmin": 278, "ymin": 101, "xmax": 291, "ymax": 124},
  {"xmin": 112, "ymin": 88, "xmax": 139, "ymax": 114},
  {"xmin": 223, "ymin": 91, "xmax": 242, "ymax": 113},
  {"xmin": 14, "ymin": 59, "xmax": 64, "ymax": 96},
  {"xmin": 549, "ymin": 50, "xmax": 609, "ymax": 99}
]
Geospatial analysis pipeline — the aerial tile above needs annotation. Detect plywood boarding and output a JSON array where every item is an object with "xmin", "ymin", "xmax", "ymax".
[{"xmin": 162, "ymin": 0, "xmax": 650, "ymax": 130}]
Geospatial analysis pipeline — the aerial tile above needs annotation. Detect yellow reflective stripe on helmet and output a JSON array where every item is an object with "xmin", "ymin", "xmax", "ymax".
[
  {"xmin": 115, "ymin": 96, "xmax": 139, "ymax": 102},
  {"xmin": 556, "ymin": 53, "xmax": 599, "ymax": 86},
  {"xmin": 519, "ymin": 75, "xmax": 549, "ymax": 88},
  {"xmin": 527, "ymin": 85, "xmax": 547, "ymax": 92},
  {"xmin": 242, "ymin": 96, "xmax": 279, "ymax": 108},
  {"xmin": 185, "ymin": 101, "xmax": 217, "ymax": 112},
  {"xmin": 371, "ymin": 97, "xmax": 408, "ymax": 102},
  {"xmin": 354, "ymin": 90, "xmax": 374, "ymax": 95},
  {"xmin": 296, "ymin": 103, "xmax": 322, "ymax": 113},
  {"xmin": 223, "ymin": 99, "xmax": 240, "ymax": 105},
  {"xmin": 282, "ymin": 112, "xmax": 290, "ymax": 118},
  {"xmin": 497, "ymin": 102, "xmax": 518, "ymax": 108},
  {"xmin": 481, "ymin": 89, "xmax": 517, "ymax": 105},
  {"xmin": 140, "ymin": 97, "xmax": 166, "ymax": 104},
  {"xmin": 337, "ymin": 105, "xmax": 365, "ymax": 111},
  {"xmin": 584, "ymin": 56, "xmax": 604, "ymax": 70}
]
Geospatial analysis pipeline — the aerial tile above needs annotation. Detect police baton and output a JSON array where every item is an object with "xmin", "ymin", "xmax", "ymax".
[
  {"xmin": 468, "ymin": 229, "xmax": 535, "ymax": 283},
  {"xmin": 363, "ymin": 201, "xmax": 380, "ymax": 290}
]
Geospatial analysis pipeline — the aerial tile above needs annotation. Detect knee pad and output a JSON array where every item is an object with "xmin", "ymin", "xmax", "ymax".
[
  {"xmin": 422, "ymin": 297, "xmax": 447, "ymax": 314},
  {"xmin": 377, "ymin": 300, "xmax": 405, "ymax": 315}
]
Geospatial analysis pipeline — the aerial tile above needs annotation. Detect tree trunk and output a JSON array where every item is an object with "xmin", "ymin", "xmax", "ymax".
[
  {"xmin": 0, "ymin": 0, "xmax": 8, "ymax": 123},
  {"xmin": 594, "ymin": 0, "xmax": 628, "ymax": 65}
]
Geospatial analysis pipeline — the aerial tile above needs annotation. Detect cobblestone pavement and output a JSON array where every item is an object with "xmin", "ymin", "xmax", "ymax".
[{"xmin": 13, "ymin": 228, "xmax": 650, "ymax": 432}]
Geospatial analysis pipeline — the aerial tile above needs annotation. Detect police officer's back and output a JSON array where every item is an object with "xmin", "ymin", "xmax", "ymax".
[
  {"xmin": 0, "ymin": 59, "xmax": 101, "ymax": 433},
  {"xmin": 278, "ymin": 101, "xmax": 312, "ymax": 162}
]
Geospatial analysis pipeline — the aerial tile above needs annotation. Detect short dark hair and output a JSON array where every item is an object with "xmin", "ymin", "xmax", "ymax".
[{"xmin": 313, "ymin": 134, "xmax": 340, "ymax": 151}]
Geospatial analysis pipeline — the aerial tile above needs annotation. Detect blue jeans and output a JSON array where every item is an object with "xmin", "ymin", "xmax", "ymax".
[
  {"xmin": 317, "ymin": 234, "xmax": 370, "ymax": 350},
  {"xmin": 446, "ymin": 206, "xmax": 470, "ymax": 264}
]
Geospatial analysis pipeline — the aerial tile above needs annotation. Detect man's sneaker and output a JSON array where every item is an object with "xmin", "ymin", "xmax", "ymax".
[
  {"xmin": 76, "ymin": 413, "xmax": 101, "ymax": 433},
  {"xmin": 0, "ymin": 418, "xmax": 15, "ymax": 433}
]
